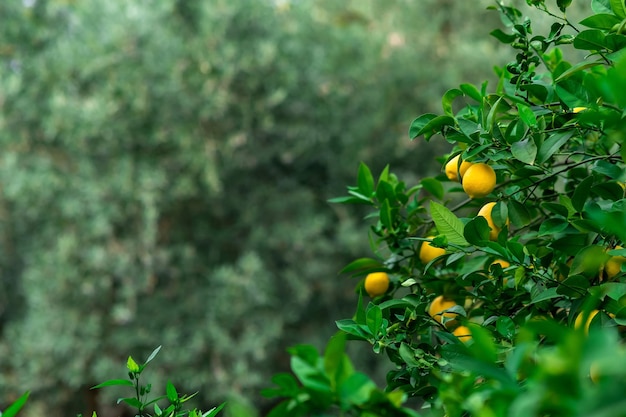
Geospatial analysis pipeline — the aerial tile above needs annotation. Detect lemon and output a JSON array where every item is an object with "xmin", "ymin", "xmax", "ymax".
[
  {"xmin": 491, "ymin": 259, "xmax": 510, "ymax": 269},
  {"xmin": 477, "ymin": 202, "xmax": 507, "ymax": 241},
  {"xmin": 604, "ymin": 246, "xmax": 624, "ymax": 279},
  {"xmin": 574, "ymin": 309, "xmax": 600, "ymax": 334},
  {"xmin": 364, "ymin": 272, "xmax": 390, "ymax": 297},
  {"xmin": 452, "ymin": 325, "xmax": 472, "ymax": 342},
  {"xmin": 462, "ymin": 163, "xmax": 496, "ymax": 199},
  {"xmin": 572, "ymin": 107, "xmax": 587, "ymax": 113},
  {"xmin": 419, "ymin": 236, "xmax": 446, "ymax": 264},
  {"xmin": 428, "ymin": 295, "xmax": 458, "ymax": 326},
  {"xmin": 444, "ymin": 155, "xmax": 472, "ymax": 182}
]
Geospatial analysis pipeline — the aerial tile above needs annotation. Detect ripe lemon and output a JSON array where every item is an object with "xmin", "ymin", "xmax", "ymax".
[
  {"xmin": 364, "ymin": 272, "xmax": 390, "ymax": 297},
  {"xmin": 477, "ymin": 202, "xmax": 508, "ymax": 241},
  {"xmin": 491, "ymin": 259, "xmax": 510, "ymax": 269},
  {"xmin": 444, "ymin": 155, "xmax": 472, "ymax": 182},
  {"xmin": 462, "ymin": 163, "xmax": 497, "ymax": 199},
  {"xmin": 574, "ymin": 309, "xmax": 600, "ymax": 334},
  {"xmin": 419, "ymin": 236, "xmax": 446, "ymax": 264},
  {"xmin": 604, "ymin": 246, "xmax": 624, "ymax": 279},
  {"xmin": 452, "ymin": 325, "xmax": 472, "ymax": 342},
  {"xmin": 428, "ymin": 295, "xmax": 458, "ymax": 326}
]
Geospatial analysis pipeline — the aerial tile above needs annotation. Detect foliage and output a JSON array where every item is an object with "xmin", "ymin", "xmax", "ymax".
[
  {"xmin": 267, "ymin": 0, "xmax": 626, "ymax": 415},
  {"xmin": 89, "ymin": 346, "xmax": 225, "ymax": 417},
  {"xmin": 262, "ymin": 332, "xmax": 419, "ymax": 417}
]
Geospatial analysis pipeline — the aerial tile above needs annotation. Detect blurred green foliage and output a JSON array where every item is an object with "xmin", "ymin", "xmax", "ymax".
[{"xmin": 0, "ymin": 0, "xmax": 520, "ymax": 416}]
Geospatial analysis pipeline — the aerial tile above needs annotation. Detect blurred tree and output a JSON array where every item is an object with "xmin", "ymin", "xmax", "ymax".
[{"xmin": 0, "ymin": 0, "xmax": 515, "ymax": 416}]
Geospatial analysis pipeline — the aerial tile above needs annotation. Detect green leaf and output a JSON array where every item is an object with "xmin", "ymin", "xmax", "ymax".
[
  {"xmin": 430, "ymin": 201, "xmax": 469, "ymax": 246},
  {"xmin": 204, "ymin": 403, "xmax": 226, "ymax": 417},
  {"xmin": 490, "ymin": 29, "xmax": 518, "ymax": 44},
  {"xmin": 324, "ymin": 332, "xmax": 349, "ymax": 388},
  {"xmin": 399, "ymin": 343, "xmax": 421, "ymax": 367},
  {"xmin": 579, "ymin": 13, "xmax": 623, "ymax": 29},
  {"xmin": 593, "ymin": 0, "xmax": 613, "ymax": 13},
  {"xmin": 91, "ymin": 379, "xmax": 135, "ymax": 389},
  {"xmin": 574, "ymin": 29, "xmax": 607, "ymax": 50},
  {"xmin": 327, "ymin": 195, "xmax": 372, "ymax": 205},
  {"xmin": 571, "ymin": 176, "xmax": 594, "ymax": 212},
  {"xmin": 379, "ymin": 199, "xmax": 393, "ymax": 230},
  {"xmin": 338, "ymin": 373, "xmax": 376, "ymax": 409},
  {"xmin": 127, "ymin": 356, "xmax": 140, "ymax": 373},
  {"xmin": 366, "ymin": 304, "xmax": 383, "ymax": 336},
  {"xmin": 611, "ymin": 0, "xmax": 626, "ymax": 17},
  {"xmin": 2, "ymin": 391, "xmax": 30, "ymax": 417},
  {"xmin": 166, "ymin": 381, "xmax": 178, "ymax": 403},
  {"xmin": 555, "ymin": 60, "xmax": 605, "ymax": 82},
  {"xmin": 467, "ymin": 325, "xmax": 497, "ymax": 363},
  {"xmin": 442, "ymin": 88, "xmax": 464, "ymax": 116},
  {"xmin": 118, "ymin": 398, "xmax": 143, "ymax": 409},
  {"xmin": 460, "ymin": 83, "xmax": 483, "ymax": 102},
  {"xmin": 335, "ymin": 320, "xmax": 370, "ymax": 341},
  {"xmin": 339, "ymin": 258, "xmax": 383, "ymax": 275},
  {"xmin": 409, "ymin": 113, "xmax": 437, "ymax": 139},
  {"xmin": 376, "ymin": 180, "xmax": 396, "ymax": 205},
  {"xmin": 290, "ymin": 356, "xmax": 332, "ymax": 394},
  {"xmin": 530, "ymin": 287, "xmax": 561, "ymax": 304},
  {"xmin": 538, "ymin": 218, "xmax": 569, "ymax": 236},
  {"xmin": 420, "ymin": 177, "xmax": 444, "ymax": 200},
  {"xmin": 410, "ymin": 115, "xmax": 456, "ymax": 140},
  {"xmin": 464, "ymin": 217, "xmax": 491, "ymax": 246},
  {"xmin": 357, "ymin": 162, "xmax": 374, "ymax": 197},
  {"xmin": 508, "ymin": 200, "xmax": 531, "ymax": 227},
  {"xmin": 537, "ymin": 130, "xmax": 574, "ymax": 163},
  {"xmin": 496, "ymin": 316, "xmax": 516, "ymax": 339},
  {"xmin": 511, "ymin": 138, "xmax": 538, "ymax": 165},
  {"xmin": 144, "ymin": 345, "xmax": 162, "ymax": 366},
  {"xmin": 516, "ymin": 103, "xmax": 537, "ymax": 127}
]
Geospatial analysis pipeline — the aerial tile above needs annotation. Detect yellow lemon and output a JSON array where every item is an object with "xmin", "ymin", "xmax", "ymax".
[
  {"xmin": 364, "ymin": 272, "xmax": 390, "ymax": 297},
  {"xmin": 491, "ymin": 259, "xmax": 510, "ymax": 269},
  {"xmin": 590, "ymin": 362, "xmax": 601, "ymax": 383},
  {"xmin": 572, "ymin": 107, "xmax": 587, "ymax": 113},
  {"xmin": 462, "ymin": 163, "xmax": 497, "ymax": 199},
  {"xmin": 419, "ymin": 236, "xmax": 446, "ymax": 264},
  {"xmin": 477, "ymin": 202, "xmax": 508, "ymax": 241},
  {"xmin": 574, "ymin": 309, "xmax": 600, "ymax": 334},
  {"xmin": 452, "ymin": 325, "xmax": 472, "ymax": 342},
  {"xmin": 604, "ymin": 246, "xmax": 624, "ymax": 279},
  {"xmin": 445, "ymin": 155, "xmax": 473, "ymax": 182},
  {"xmin": 428, "ymin": 295, "xmax": 458, "ymax": 326}
]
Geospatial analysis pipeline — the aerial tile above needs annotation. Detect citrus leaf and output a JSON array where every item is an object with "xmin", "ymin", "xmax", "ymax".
[
  {"xmin": 409, "ymin": 113, "xmax": 437, "ymax": 139},
  {"xmin": 517, "ymin": 103, "xmax": 537, "ymax": 127},
  {"xmin": 537, "ymin": 130, "xmax": 574, "ymax": 163},
  {"xmin": 442, "ymin": 88, "xmax": 464, "ymax": 116},
  {"xmin": 339, "ymin": 258, "xmax": 383, "ymax": 275},
  {"xmin": 430, "ymin": 201, "xmax": 469, "ymax": 246},
  {"xmin": 357, "ymin": 162, "xmax": 374, "ymax": 197},
  {"xmin": 421, "ymin": 177, "xmax": 444, "ymax": 200},
  {"xmin": 611, "ymin": 0, "xmax": 626, "ymax": 18},
  {"xmin": 460, "ymin": 83, "xmax": 483, "ymax": 102},
  {"xmin": 511, "ymin": 138, "xmax": 537, "ymax": 165}
]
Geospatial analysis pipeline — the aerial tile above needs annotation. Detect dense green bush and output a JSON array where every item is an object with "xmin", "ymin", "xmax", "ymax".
[{"xmin": 265, "ymin": 0, "xmax": 626, "ymax": 415}]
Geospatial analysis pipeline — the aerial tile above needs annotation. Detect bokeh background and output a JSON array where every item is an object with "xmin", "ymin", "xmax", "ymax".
[{"xmin": 0, "ymin": 1, "xmax": 586, "ymax": 416}]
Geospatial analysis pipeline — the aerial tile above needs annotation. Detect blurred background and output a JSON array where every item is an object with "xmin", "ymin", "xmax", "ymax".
[{"xmin": 0, "ymin": 0, "xmax": 576, "ymax": 416}]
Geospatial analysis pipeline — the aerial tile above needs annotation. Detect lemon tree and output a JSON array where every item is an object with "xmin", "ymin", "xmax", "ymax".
[{"xmin": 266, "ymin": 0, "xmax": 626, "ymax": 415}]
